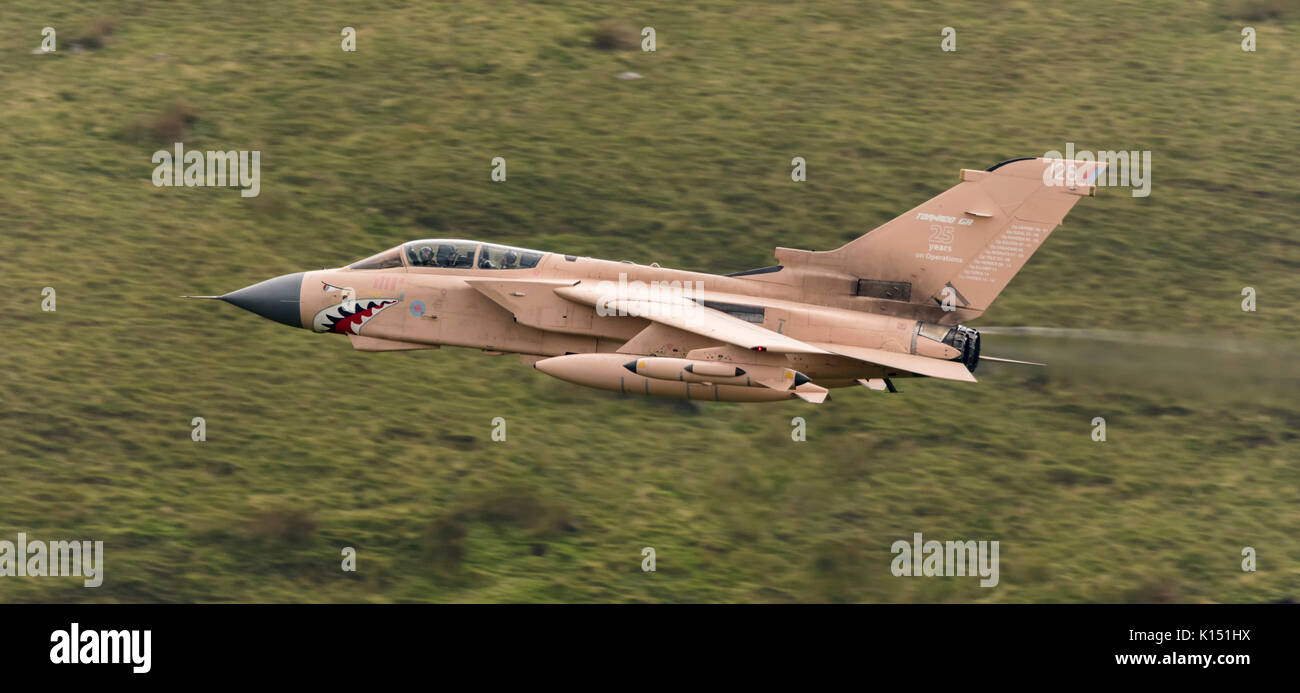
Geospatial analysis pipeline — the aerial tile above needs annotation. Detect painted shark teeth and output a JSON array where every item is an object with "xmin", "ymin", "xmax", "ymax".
[{"xmin": 312, "ymin": 298, "xmax": 399, "ymax": 335}]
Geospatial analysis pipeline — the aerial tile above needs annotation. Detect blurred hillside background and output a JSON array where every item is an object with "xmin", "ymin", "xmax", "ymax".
[{"xmin": 2, "ymin": 0, "xmax": 1297, "ymax": 602}]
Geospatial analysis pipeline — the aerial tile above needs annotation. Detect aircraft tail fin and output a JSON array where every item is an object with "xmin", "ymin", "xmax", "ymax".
[{"xmin": 776, "ymin": 157, "xmax": 1103, "ymax": 320}]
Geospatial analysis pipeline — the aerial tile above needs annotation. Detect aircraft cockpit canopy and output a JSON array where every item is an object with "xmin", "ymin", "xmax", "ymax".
[
  {"xmin": 346, "ymin": 246, "xmax": 404, "ymax": 270},
  {"xmin": 347, "ymin": 240, "xmax": 547, "ymax": 270},
  {"xmin": 405, "ymin": 239, "xmax": 479, "ymax": 269}
]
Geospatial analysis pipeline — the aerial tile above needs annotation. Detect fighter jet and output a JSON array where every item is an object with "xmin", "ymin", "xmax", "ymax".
[{"xmin": 189, "ymin": 157, "xmax": 1102, "ymax": 403}]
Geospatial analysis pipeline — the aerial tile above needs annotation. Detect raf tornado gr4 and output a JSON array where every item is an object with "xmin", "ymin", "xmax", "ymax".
[{"xmin": 188, "ymin": 157, "xmax": 1102, "ymax": 403}]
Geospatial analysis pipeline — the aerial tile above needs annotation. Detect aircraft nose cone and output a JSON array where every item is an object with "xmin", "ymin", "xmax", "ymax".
[{"xmin": 222, "ymin": 272, "xmax": 305, "ymax": 328}]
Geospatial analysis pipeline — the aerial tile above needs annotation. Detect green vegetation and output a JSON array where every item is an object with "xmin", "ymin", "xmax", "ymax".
[{"xmin": 1, "ymin": 1, "xmax": 1296, "ymax": 602}]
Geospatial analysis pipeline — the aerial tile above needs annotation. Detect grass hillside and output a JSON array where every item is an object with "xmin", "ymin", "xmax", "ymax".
[{"xmin": 2, "ymin": 0, "xmax": 1297, "ymax": 602}]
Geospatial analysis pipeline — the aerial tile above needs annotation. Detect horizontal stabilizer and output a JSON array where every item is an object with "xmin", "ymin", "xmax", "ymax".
[{"xmin": 812, "ymin": 342, "xmax": 976, "ymax": 382}]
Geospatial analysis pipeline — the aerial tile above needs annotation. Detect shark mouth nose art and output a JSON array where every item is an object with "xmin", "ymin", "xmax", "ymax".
[{"xmin": 312, "ymin": 298, "xmax": 400, "ymax": 335}]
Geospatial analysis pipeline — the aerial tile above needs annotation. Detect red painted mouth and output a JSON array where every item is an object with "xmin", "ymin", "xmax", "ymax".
[{"xmin": 313, "ymin": 298, "xmax": 398, "ymax": 335}]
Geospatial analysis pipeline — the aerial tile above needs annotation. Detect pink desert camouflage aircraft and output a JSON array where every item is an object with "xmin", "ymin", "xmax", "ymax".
[{"xmin": 188, "ymin": 157, "xmax": 1104, "ymax": 403}]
